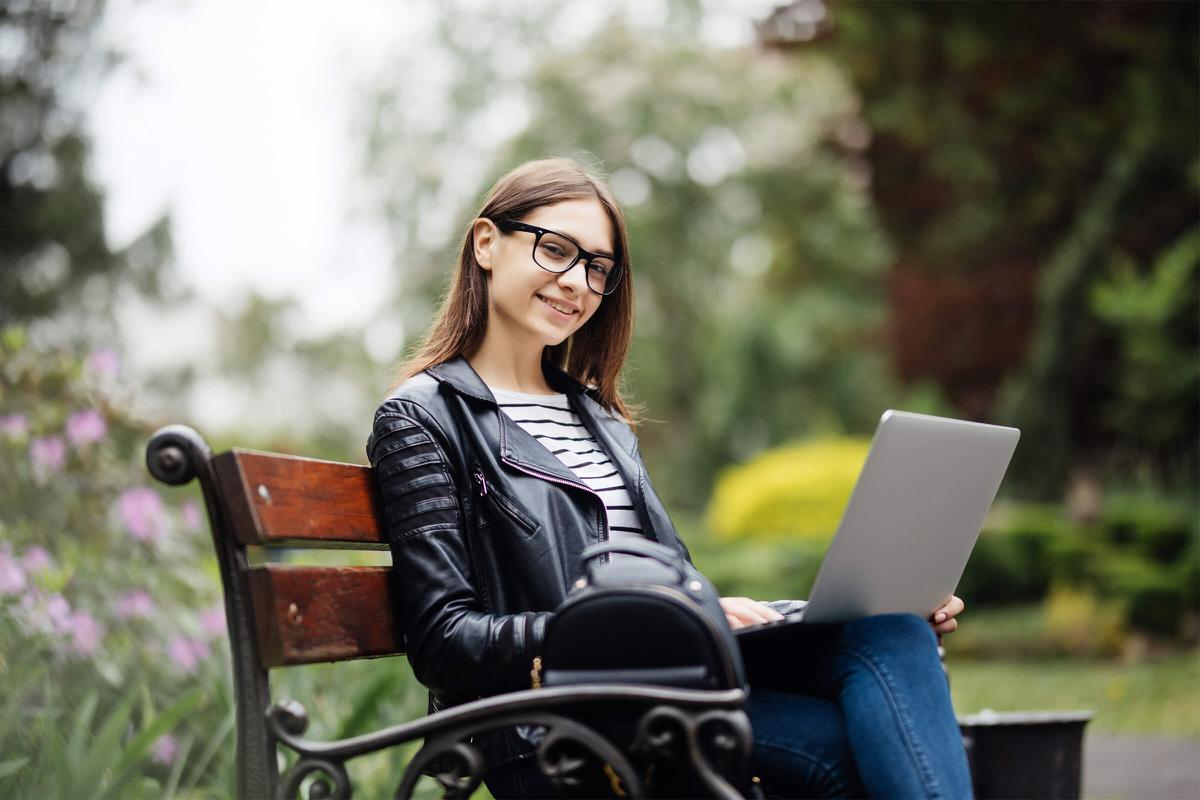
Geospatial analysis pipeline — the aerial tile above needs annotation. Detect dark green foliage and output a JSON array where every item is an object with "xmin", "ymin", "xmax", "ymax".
[
  {"xmin": 957, "ymin": 498, "xmax": 1198, "ymax": 638},
  {"xmin": 817, "ymin": 1, "xmax": 1200, "ymax": 498},
  {"xmin": 1101, "ymin": 496, "xmax": 1197, "ymax": 563},
  {"xmin": 1098, "ymin": 554, "xmax": 1190, "ymax": 637}
]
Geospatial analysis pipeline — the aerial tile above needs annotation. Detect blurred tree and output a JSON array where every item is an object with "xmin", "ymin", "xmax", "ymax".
[
  {"xmin": 364, "ymin": 3, "xmax": 895, "ymax": 511},
  {"xmin": 769, "ymin": 0, "xmax": 1200, "ymax": 497},
  {"xmin": 0, "ymin": 0, "xmax": 172, "ymax": 336},
  {"xmin": 1088, "ymin": 229, "xmax": 1199, "ymax": 471},
  {"xmin": 505, "ymin": 23, "xmax": 894, "ymax": 510}
]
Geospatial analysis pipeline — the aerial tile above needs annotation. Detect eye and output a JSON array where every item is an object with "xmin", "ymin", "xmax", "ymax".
[{"xmin": 588, "ymin": 262, "xmax": 611, "ymax": 276}]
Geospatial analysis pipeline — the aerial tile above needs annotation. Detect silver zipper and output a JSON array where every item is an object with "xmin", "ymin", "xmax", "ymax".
[{"xmin": 500, "ymin": 456, "xmax": 610, "ymax": 548}]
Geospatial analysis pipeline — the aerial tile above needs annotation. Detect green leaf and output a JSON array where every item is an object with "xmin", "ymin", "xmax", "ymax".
[
  {"xmin": 0, "ymin": 756, "xmax": 30, "ymax": 780},
  {"xmin": 65, "ymin": 691, "xmax": 100, "ymax": 770},
  {"xmin": 179, "ymin": 706, "xmax": 234, "ymax": 794},
  {"xmin": 335, "ymin": 668, "xmax": 399, "ymax": 740},
  {"xmin": 72, "ymin": 688, "xmax": 139, "ymax": 797},
  {"xmin": 102, "ymin": 687, "xmax": 204, "ymax": 800},
  {"xmin": 162, "ymin": 733, "xmax": 195, "ymax": 798}
]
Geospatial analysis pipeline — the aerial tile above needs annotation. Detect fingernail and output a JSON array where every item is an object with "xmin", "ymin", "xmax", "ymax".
[{"xmin": 936, "ymin": 612, "xmax": 947, "ymax": 622}]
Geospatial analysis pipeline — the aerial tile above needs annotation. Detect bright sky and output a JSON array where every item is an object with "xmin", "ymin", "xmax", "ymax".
[
  {"xmin": 90, "ymin": 0, "xmax": 410, "ymax": 337},
  {"xmin": 85, "ymin": 0, "xmax": 777, "ymax": 430}
]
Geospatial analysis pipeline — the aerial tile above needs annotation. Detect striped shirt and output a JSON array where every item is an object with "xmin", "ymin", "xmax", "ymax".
[{"xmin": 488, "ymin": 385, "xmax": 646, "ymax": 546}]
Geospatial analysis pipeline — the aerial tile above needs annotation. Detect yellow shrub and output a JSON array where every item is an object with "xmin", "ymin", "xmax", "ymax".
[
  {"xmin": 1044, "ymin": 586, "xmax": 1128, "ymax": 657},
  {"xmin": 707, "ymin": 437, "xmax": 871, "ymax": 541}
]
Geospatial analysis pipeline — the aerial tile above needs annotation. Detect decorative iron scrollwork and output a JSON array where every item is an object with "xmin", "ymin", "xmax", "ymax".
[
  {"xmin": 280, "ymin": 757, "xmax": 352, "ymax": 800},
  {"xmin": 145, "ymin": 424, "xmax": 211, "ymax": 485},
  {"xmin": 265, "ymin": 682, "xmax": 748, "ymax": 799},
  {"xmin": 631, "ymin": 705, "xmax": 754, "ymax": 800}
]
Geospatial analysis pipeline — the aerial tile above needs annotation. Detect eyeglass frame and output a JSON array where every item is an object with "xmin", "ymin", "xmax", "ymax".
[{"xmin": 488, "ymin": 217, "xmax": 624, "ymax": 296}]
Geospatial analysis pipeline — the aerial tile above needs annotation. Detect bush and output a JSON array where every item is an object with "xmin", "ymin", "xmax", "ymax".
[
  {"xmin": 706, "ymin": 437, "xmax": 870, "ymax": 542},
  {"xmin": 1098, "ymin": 554, "xmax": 1192, "ymax": 637},
  {"xmin": 1101, "ymin": 495, "xmax": 1197, "ymax": 563},
  {"xmin": 0, "ymin": 328, "xmax": 432, "ymax": 798},
  {"xmin": 958, "ymin": 505, "xmax": 1075, "ymax": 604},
  {"xmin": 1042, "ymin": 586, "xmax": 1128, "ymax": 658},
  {"xmin": 0, "ymin": 329, "xmax": 238, "ymax": 796}
]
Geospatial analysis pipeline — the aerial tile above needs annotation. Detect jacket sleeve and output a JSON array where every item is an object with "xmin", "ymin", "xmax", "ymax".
[{"xmin": 367, "ymin": 400, "xmax": 549, "ymax": 698}]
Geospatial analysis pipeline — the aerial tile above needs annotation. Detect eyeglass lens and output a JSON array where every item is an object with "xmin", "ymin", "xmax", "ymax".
[{"xmin": 533, "ymin": 232, "xmax": 619, "ymax": 295}]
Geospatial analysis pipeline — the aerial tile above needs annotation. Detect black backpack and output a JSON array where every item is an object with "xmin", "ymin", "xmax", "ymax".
[
  {"xmin": 541, "ymin": 538, "xmax": 747, "ymax": 691},
  {"xmin": 534, "ymin": 540, "xmax": 754, "ymax": 798}
]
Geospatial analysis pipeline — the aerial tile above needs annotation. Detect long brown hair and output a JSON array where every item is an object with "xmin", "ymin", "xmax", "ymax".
[{"xmin": 392, "ymin": 157, "xmax": 642, "ymax": 426}]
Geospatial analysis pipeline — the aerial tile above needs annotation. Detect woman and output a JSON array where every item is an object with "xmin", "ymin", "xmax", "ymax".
[{"xmin": 367, "ymin": 157, "xmax": 971, "ymax": 798}]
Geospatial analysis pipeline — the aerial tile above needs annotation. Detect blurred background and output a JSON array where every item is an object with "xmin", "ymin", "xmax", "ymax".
[{"xmin": 2, "ymin": 0, "xmax": 1196, "ymax": 797}]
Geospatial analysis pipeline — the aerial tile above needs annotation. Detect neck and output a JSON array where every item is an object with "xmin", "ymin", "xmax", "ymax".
[{"xmin": 466, "ymin": 330, "xmax": 556, "ymax": 395}]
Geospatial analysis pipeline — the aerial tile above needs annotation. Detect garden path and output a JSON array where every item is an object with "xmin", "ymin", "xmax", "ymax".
[{"xmin": 1084, "ymin": 734, "xmax": 1200, "ymax": 799}]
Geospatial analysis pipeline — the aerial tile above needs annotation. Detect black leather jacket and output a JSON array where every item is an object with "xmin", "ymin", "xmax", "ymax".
[{"xmin": 365, "ymin": 355, "xmax": 692, "ymax": 762}]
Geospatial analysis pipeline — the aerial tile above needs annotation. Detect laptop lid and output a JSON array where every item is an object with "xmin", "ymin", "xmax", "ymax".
[{"xmin": 793, "ymin": 410, "xmax": 1019, "ymax": 625}]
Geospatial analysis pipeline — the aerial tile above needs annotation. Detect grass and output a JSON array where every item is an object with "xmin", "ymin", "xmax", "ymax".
[{"xmin": 948, "ymin": 651, "xmax": 1200, "ymax": 738}]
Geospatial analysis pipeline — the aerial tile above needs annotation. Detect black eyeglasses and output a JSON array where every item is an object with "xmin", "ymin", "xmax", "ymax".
[{"xmin": 491, "ymin": 218, "xmax": 623, "ymax": 296}]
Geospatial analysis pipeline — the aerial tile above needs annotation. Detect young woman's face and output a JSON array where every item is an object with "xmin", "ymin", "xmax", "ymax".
[{"xmin": 476, "ymin": 197, "xmax": 613, "ymax": 350}]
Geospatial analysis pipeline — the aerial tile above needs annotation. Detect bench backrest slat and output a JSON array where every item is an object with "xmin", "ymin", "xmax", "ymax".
[
  {"xmin": 248, "ymin": 564, "xmax": 402, "ymax": 667},
  {"xmin": 213, "ymin": 450, "xmax": 386, "ymax": 549}
]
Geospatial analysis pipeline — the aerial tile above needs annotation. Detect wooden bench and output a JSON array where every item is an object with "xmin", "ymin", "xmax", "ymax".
[{"xmin": 145, "ymin": 424, "xmax": 754, "ymax": 799}]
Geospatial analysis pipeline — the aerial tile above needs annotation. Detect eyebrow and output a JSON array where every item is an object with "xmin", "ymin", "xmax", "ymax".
[{"xmin": 561, "ymin": 228, "xmax": 614, "ymax": 259}]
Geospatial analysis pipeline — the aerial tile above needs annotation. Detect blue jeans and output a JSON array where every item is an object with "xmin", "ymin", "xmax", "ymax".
[{"xmin": 742, "ymin": 613, "xmax": 973, "ymax": 799}]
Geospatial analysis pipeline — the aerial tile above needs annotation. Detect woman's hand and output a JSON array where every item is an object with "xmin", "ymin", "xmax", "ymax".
[
  {"xmin": 719, "ymin": 596, "xmax": 785, "ymax": 630},
  {"xmin": 930, "ymin": 595, "xmax": 965, "ymax": 635}
]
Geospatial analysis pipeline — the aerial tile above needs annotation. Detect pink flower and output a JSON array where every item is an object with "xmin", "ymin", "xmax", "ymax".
[
  {"xmin": 114, "ymin": 590, "xmax": 156, "ymax": 620},
  {"xmin": 0, "ymin": 413, "xmax": 28, "ymax": 439},
  {"xmin": 167, "ymin": 635, "xmax": 210, "ymax": 673},
  {"xmin": 66, "ymin": 610, "xmax": 104, "ymax": 655},
  {"xmin": 180, "ymin": 499, "xmax": 203, "ymax": 531},
  {"xmin": 85, "ymin": 349, "xmax": 120, "ymax": 380},
  {"xmin": 21, "ymin": 545, "xmax": 54, "ymax": 575},
  {"xmin": 45, "ymin": 593, "xmax": 73, "ymax": 632},
  {"xmin": 150, "ymin": 733, "xmax": 179, "ymax": 765},
  {"xmin": 199, "ymin": 603, "xmax": 226, "ymax": 638},
  {"xmin": 18, "ymin": 590, "xmax": 73, "ymax": 635},
  {"xmin": 65, "ymin": 409, "xmax": 107, "ymax": 446},
  {"xmin": 117, "ymin": 487, "xmax": 168, "ymax": 543},
  {"xmin": 0, "ymin": 547, "xmax": 26, "ymax": 595},
  {"xmin": 30, "ymin": 436, "xmax": 67, "ymax": 473}
]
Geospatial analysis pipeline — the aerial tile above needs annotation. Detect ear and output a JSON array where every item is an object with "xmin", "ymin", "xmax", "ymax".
[{"xmin": 472, "ymin": 218, "xmax": 499, "ymax": 271}]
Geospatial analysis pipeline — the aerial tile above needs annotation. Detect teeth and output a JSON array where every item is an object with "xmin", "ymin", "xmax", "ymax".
[{"xmin": 539, "ymin": 295, "xmax": 577, "ymax": 314}]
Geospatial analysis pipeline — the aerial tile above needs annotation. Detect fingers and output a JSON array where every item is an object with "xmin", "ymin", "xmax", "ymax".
[
  {"xmin": 932, "ymin": 596, "xmax": 965, "ymax": 624},
  {"xmin": 719, "ymin": 597, "xmax": 785, "ymax": 628},
  {"xmin": 930, "ymin": 596, "xmax": 964, "ymax": 635}
]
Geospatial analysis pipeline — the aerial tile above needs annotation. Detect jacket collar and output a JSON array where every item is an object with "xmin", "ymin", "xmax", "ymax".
[
  {"xmin": 425, "ymin": 354, "xmax": 648, "ymax": 534},
  {"xmin": 426, "ymin": 354, "xmax": 598, "ymax": 405},
  {"xmin": 426, "ymin": 354, "xmax": 638, "ymax": 459}
]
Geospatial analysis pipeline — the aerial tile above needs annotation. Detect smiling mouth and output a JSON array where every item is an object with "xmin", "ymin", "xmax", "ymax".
[{"xmin": 536, "ymin": 294, "xmax": 580, "ymax": 316}]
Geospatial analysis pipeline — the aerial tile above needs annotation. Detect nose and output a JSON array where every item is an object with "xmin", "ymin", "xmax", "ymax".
[{"xmin": 556, "ymin": 258, "xmax": 591, "ymax": 296}]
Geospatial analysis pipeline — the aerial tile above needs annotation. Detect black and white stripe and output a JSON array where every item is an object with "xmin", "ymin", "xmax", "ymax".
[{"xmin": 490, "ymin": 386, "xmax": 645, "ymax": 545}]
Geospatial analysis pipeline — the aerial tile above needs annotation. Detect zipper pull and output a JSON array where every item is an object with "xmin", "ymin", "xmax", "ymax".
[
  {"xmin": 473, "ymin": 469, "xmax": 488, "ymax": 496},
  {"xmin": 530, "ymin": 656, "xmax": 542, "ymax": 689}
]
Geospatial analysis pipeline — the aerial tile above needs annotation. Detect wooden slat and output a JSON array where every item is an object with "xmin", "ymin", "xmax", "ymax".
[
  {"xmin": 248, "ymin": 564, "xmax": 403, "ymax": 667},
  {"xmin": 213, "ymin": 450, "xmax": 385, "ymax": 548}
]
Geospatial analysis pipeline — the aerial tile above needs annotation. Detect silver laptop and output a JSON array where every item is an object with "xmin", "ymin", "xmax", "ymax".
[{"xmin": 736, "ymin": 410, "xmax": 1019, "ymax": 639}]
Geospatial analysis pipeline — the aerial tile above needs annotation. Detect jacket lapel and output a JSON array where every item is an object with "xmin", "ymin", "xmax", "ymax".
[
  {"xmin": 426, "ymin": 356, "xmax": 590, "ymax": 485},
  {"xmin": 426, "ymin": 355, "xmax": 662, "ymax": 541}
]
